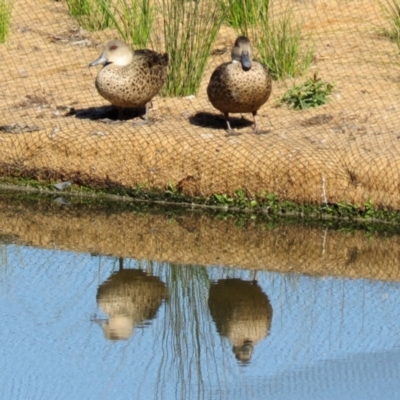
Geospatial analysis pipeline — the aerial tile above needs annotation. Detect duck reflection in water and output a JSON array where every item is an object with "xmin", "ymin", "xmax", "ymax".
[
  {"xmin": 95, "ymin": 258, "xmax": 168, "ymax": 340},
  {"xmin": 208, "ymin": 275, "xmax": 273, "ymax": 364}
]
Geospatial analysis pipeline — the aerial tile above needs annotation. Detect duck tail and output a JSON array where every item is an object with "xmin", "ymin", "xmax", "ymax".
[{"xmin": 162, "ymin": 53, "xmax": 169, "ymax": 66}]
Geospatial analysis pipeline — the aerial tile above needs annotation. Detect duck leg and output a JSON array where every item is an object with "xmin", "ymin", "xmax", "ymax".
[
  {"xmin": 144, "ymin": 101, "xmax": 151, "ymax": 123},
  {"xmin": 133, "ymin": 101, "xmax": 153, "ymax": 125},
  {"xmin": 132, "ymin": 102, "xmax": 151, "ymax": 126},
  {"xmin": 252, "ymin": 111, "xmax": 260, "ymax": 134},
  {"xmin": 224, "ymin": 112, "xmax": 238, "ymax": 136}
]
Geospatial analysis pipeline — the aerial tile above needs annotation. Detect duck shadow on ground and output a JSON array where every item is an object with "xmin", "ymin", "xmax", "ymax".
[
  {"xmin": 189, "ymin": 112, "xmax": 253, "ymax": 131},
  {"xmin": 70, "ymin": 105, "xmax": 146, "ymax": 123}
]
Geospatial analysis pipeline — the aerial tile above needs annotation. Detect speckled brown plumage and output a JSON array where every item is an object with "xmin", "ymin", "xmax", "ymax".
[
  {"xmin": 207, "ymin": 36, "xmax": 272, "ymax": 134},
  {"xmin": 96, "ymin": 266, "xmax": 168, "ymax": 341},
  {"xmin": 90, "ymin": 40, "xmax": 169, "ymax": 122}
]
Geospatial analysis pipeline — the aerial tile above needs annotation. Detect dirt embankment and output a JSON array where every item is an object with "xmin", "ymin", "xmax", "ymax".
[{"xmin": 1, "ymin": 0, "xmax": 400, "ymax": 208}]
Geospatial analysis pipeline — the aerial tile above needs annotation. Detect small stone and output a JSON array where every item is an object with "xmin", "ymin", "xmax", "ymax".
[
  {"xmin": 54, "ymin": 197, "xmax": 71, "ymax": 206},
  {"xmin": 53, "ymin": 181, "xmax": 72, "ymax": 191},
  {"xmin": 89, "ymin": 130, "xmax": 109, "ymax": 136},
  {"xmin": 18, "ymin": 68, "xmax": 28, "ymax": 78},
  {"xmin": 48, "ymin": 127, "xmax": 59, "ymax": 139}
]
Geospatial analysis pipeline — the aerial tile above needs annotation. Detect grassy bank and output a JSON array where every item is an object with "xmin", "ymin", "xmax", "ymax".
[{"xmin": 1, "ymin": 176, "xmax": 400, "ymax": 226}]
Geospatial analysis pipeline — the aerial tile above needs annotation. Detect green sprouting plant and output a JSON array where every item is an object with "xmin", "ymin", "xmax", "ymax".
[
  {"xmin": 155, "ymin": 0, "xmax": 224, "ymax": 96},
  {"xmin": 279, "ymin": 73, "xmax": 335, "ymax": 110},
  {"xmin": 214, "ymin": 193, "xmax": 234, "ymax": 205},
  {"xmin": 165, "ymin": 181, "xmax": 179, "ymax": 197},
  {"xmin": 234, "ymin": 189, "xmax": 248, "ymax": 207},
  {"xmin": 364, "ymin": 200, "xmax": 375, "ymax": 219},
  {"xmin": 65, "ymin": 0, "xmax": 113, "ymax": 31},
  {"xmin": 234, "ymin": 189, "xmax": 259, "ymax": 207},
  {"xmin": 0, "ymin": 0, "xmax": 14, "ymax": 43},
  {"xmin": 102, "ymin": 0, "xmax": 154, "ymax": 48},
  {"xmin": 251, "ymin": 10, "xmax": 314, "ymax": 80},
  {"xmin": 379, "ymin": 0, "xmax": 400, "ymax": 46}
]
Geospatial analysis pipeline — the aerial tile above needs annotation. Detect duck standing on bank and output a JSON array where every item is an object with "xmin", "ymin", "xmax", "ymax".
[
  {"xmin": 207, "ymin": 36, "xmax": 272, "ymax": 135},
  {"xmin": 89, "ymin": 39, "xmax": 169, "ymax": 124}
]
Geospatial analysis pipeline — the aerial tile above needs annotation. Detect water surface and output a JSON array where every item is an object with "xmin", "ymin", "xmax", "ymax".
[{"xmin": 0, "ymin": 196, "xmax": 400, "ymax": 399}]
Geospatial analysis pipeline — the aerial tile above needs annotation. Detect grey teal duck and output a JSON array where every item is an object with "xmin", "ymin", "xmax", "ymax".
[
  {"xmin": 89, "ymin": 39, "xmax": 169, "ymax": 123},
  {"xmin": 207, "ymin": 36, "xmax": 272, "ymax": 134}
]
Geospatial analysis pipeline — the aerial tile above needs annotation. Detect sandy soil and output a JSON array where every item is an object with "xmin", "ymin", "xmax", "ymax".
[{"xmin": 1, "ymin": 0, "xmax": 400, "ymax": 208}]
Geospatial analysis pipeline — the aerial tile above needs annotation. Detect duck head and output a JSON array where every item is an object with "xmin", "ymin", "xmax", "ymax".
[
  {"xmin": 89, "ymin": 39, "xmax": 134, "ymax": 67},
  {"xmin": 231, "ymin": 36, "xmax": 253, "ymax": 71}
]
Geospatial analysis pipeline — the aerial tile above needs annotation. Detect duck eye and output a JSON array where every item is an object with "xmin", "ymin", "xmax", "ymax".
[{"xmin": 110, "ymin": 45, "xmax": 117, "ymax": 50}]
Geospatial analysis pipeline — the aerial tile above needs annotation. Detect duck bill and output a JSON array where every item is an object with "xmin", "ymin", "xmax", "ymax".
[
  {"xmin": 91, "ymin": 317, "xmax": 108, "ymax": 327},
  {"xmin": 89, "ymin": 54, "xmax": 108, "ymax": 67},
  {"xmin": 241, "ymin": 52, "xmax": 252, "ymax": 71}
]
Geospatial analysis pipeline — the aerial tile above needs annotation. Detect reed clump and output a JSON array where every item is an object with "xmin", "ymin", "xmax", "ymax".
[
  {"xmin": 380, "ymin": 0, "xmax": 400, "ymax": 48},
  {"xmin": 65, "ymin": 0, "xmax": 113, "ymax": 31},
  {"xmin": 0, "ymin": 0, "xmax": 14, "ymax": 43},
  {"xmin": 101, "ymin": 0, "xmax": 154, "ymax": 48},
  {"xmin": 154, "ymin": 0, "xmax": 224, "ymax": 96},
  {"xmin": 219, "ymin": 0, "xmax": 314, "ymax": 80}
]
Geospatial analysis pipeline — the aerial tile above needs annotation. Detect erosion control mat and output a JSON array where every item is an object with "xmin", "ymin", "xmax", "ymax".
[
  {"xmin": 1, "ymin": 196, "xmax": 400, "ymax": 282},
  {"xmin": 2, "ymin": 0, "xmax": 400, "ymax": 208}
]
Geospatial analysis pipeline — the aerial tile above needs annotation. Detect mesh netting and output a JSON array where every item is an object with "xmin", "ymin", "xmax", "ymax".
[{"xmin": 2, "ymin": 0, "xmax": 400, "ymax": 209}]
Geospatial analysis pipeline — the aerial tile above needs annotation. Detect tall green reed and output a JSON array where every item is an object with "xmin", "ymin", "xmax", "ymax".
[
  {"xmin": 162, "ymin": 264, "xmax": 212, "ymax": 399},
  {"xmin": 220, "ymin": 0, "xmax": 314, "ymax": 80},
  {"xmin": 155, "ymin": 0, "xmax": 224, "ymax": 96},
  {"xmin": 380, "ymin": 0, "xmax": 400, "ymax": 48},
  {"xmin": 218, "ymin": 0, "xmax": 268, "ymax": 36},
  {"xmin": 101, "ymin": 0, "xmax": 154, "ymax": 48},
  {"xmin": 0, "ymin": 0, "xmax": 14, "ymax": 43},
  {"xmin": 65, "ymin": 0, "xmax": 113, "ymax": 31},
  {"xmin": 251, "ymin": 9, "xmax": 315, "ymax": 80}
]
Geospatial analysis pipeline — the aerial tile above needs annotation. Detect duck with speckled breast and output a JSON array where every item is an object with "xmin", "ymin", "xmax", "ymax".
[
  {"xmin": 89, "ymin": 39, "xmax": 169, "ymax": 124},
  {"xmin": 207, "ymin": 36, "xmax": 272, "ymax": 135}
]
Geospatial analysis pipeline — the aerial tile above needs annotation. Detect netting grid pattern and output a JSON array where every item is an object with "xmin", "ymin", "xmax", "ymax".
[{"xmin": 2, "ymin": 0, "xmax": 400, "ymax": 208}]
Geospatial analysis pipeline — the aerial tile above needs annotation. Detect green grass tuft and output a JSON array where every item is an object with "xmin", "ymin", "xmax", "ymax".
[
  {"xmin": 380, "ymin": 0, "xmax": 400, "ymax": 46},
  {"xmin": 219, "ymin": 1, "xmax": 314, "ymax": 81},
  {"xmin": 218, "ymin": 0, "xmax": 267, "ymax": 35},
  {"xmin": 251, "ymin": 10, "xmax": 314, "ymax": 80},
  {"xmin": 279, "ymin": 73, "xmax": 335, "ymax": 110},
  {"xmin": 155, "ymin": 0, "xmax": 224, "ymax": 96},
  {"xmin": 0, "ymin": 0, "xmax": 14, "ymax": 44},
  {"xmin": 3, "ymin": 177, "xmax": 400, "ymax": 225},
  {"xmin": 101, "ymin": 0, "xmax": 154, "ymax": 48},
  {"xmin": 65, "ymin": 0, "xmax": 113, "ymax": 31}
]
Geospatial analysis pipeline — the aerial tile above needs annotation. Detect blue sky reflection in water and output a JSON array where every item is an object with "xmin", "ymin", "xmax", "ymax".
[{"xmin": 0, "ymin": 244, "xmax": 400, "ymax": 399}]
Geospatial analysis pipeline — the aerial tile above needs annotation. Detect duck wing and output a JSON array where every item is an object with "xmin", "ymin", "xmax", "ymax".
[{"xmin": 134, "ymin": 49, "xmax": 169, "ymax": 68}]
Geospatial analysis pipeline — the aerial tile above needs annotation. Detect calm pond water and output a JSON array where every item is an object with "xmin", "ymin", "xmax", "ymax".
[{"xmin": 1, "ymin": 195, "xmax": 400, "ymax": 400}]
